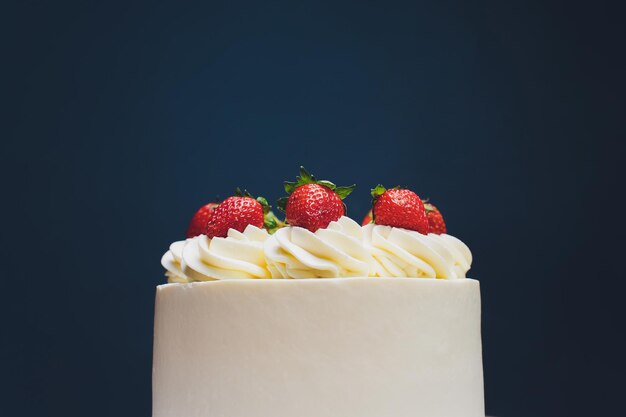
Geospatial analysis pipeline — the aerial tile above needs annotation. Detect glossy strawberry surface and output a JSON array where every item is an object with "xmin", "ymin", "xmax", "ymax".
[
  {"xmin": 285, "ymin": 183, "xmax": 345, "ymax": 232},
  {"xmin": 205, "ymin": 196, "xmax": 264, "ymax": 238},
  {"xmin": 186, "ymin": 202, "xmax": 219, "ymax": 238},
  {"xmin": 373, "ymin": 188, "xmax": 429, "ymax": 234},
  {"xmin": 424, "ymin": 202, "xmax": 447, "ymax": 234}
]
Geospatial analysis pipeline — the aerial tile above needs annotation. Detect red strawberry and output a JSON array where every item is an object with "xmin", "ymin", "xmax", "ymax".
[
  {"xmin": 278, "ymin": 167, "xmax": 355, "ymax": 232},
  {"xmin": 370, "ymin": 185, "xmax": 429, "ymax": 234},
  {"xmin": 423, "ymin": 202, "xmax": 447, "ymax": 234},
  {"xmin": 186, "ymin": 202, "xmax": 219, "ymax": 238},
  {"xmin": 205, "ymin": 189, "xmax": 270, "ymax": 238},
  {"xmin": 361, "ymin": 209, "xmax": 373, "ymax": 226}
]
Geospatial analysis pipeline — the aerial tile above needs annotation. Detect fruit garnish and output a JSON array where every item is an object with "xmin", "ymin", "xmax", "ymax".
[
  {"xmin": 361, "ymin": 209, "xmax": 373, "ymax": 226},
  {"xmin": 186, "ymin": 202, "xmax": 220, "ymax": 238},
  {"xmin": 277, "ymin": 166, "xmax": 355, "ymax": 232},
  {"xmin": 370, "ymin": 185, "xmax": 429, "ymax": 234},
  {"xmin": 422, "ymin": 201, "xmax": 447, "ymax": 234},
  {"xmin": 205, "ymin": 188, "xmax": 271, "ymax": 238}
]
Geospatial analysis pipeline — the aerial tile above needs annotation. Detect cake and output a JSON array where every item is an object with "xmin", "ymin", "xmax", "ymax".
[{"xmin": 153, "ymin": 168, "xmax": 484, "ymax": 417}]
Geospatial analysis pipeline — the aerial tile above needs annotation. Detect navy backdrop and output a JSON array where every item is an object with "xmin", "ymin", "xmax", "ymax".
[{"xmin": 2, "ymin": 0, "xmax": 625, "ymax": 416}]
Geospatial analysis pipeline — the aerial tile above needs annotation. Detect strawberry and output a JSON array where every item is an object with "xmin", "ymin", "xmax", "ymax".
[
  {"xmin": 205, "ymin": 189, "xmax": 271, "ymax": 238},
  {"xmin": 423, "ymin": 201, "xmax": 447, "ymax": 234},
  {"xmin": 277, "ymin": 166, "xmax": 355, "ymax": 232},
  {"xmin": 361, "ymin": 209, "xmax": 373, "ymax": 226},
  {"xmin": 370, "ymin": 185, "xmax": 429, "ymax": 234},
  {"xmin": 186, "ymin": 202, "xmax": 219, "ymax": 238}
]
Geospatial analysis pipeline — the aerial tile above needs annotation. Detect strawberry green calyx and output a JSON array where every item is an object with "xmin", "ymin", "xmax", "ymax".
[
  {"xmin": 371, "ymin": 184, "xmax": 387, "ymax": 200},
  {"xmin": 371, "ymin": 184, "xmax": 403, "ymax": 202},
  {"xmin": 234, "ymin": 187, "xmax": 254, "ymax": 198},
  {"xmin": 276, "ymin": 197, "xmax": 289, "ymax": 214},
  {"xmin": 255, "ymin": 196, "xmax": 286, "ymax": 233},
  {"xmin": 263, "ymin": 210, "xmax": 285, "ymax": 234},
  {"xmin": 254, "ymin": 195, "xmax": 271, "ymax": 214},
  {"xmin": 421, "ymin": 198, "xmax": 438, "ymax": 214},
  {"xmin": 421, "ymin": 198, "xmax": 440, "ymax": 213},
  {"xmin": 423, "ymin": 202, "xmax": 436, "ymax": 213},
  {"xmin": 278, "ymin": 166, "xmax": 356, "ymax": 213},
  {"xmin": 370, "ymin": 184, "xmax": 386, "ymax": 222}
]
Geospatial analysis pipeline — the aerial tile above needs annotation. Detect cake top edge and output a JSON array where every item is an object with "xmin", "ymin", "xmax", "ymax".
[
  {"xmin": 157, "ymin": 277, "xmax": 480, "ymax": 291},
  {"xmin": 161, "ymin": 166, "xmax": 473, "ymax": 283}
]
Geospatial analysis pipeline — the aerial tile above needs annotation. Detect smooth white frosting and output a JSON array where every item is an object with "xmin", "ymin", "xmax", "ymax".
[
  {"xmin": 153, "ymin": 278, "xmax": 484, "ymax": 417},
  {"xmin": 264, "ymin": 216, "xmax": 372, "ymax": 278},
  {"xmin": 363, "ymin": 223, "xmax": 472, "ymax": 279}
]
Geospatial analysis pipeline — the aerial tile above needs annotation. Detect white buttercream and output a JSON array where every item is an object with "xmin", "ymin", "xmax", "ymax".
[
  {"xmin": 160, "ymin": 225, "xmax": 271, "ymax": 282},
  {"xmin": 152, "ymin": 278, "xmax": 485, "ymax": 417},
  {"xmin": 161, "ymin": 218, "xmax": 472, "ymax": 281},
  {"xmin": 264, "ymin": 216, "xmax": 372, "ymax": 278},
  {"xmin": 363, "ymin": 224, "xmax": 472, "ymax": 279},
  {"xmin": 160, "ymin": 240, "xmax": 189, "ymax": 283}
]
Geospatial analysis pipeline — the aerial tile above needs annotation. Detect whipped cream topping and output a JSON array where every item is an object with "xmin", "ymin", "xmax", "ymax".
[
  {"xmin": 161, "ymin": 218, "xmax": 473, "ymax": 281},
  {"xmin": 363, "ymin": 224, "xmax": 472, "ymax": 279},
  {"xmin": 264, "ymin": 216, "xmax": 372, "ymax": 278},
  {"xmin": 161, "ymin": 241, "xmax": 189, "ymax": 283},
  {"xmin": 181, "ymin": 225, "xmax": 271, "ymax": 281}
]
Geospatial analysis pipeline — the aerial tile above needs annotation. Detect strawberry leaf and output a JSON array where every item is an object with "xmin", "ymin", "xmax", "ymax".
[
  {"xmin": 317, "ymin": 180, "xmax": 336, "ymax": 190},
  {"xmin": 284, "ymin": 166, "xmax": 318, "ymax": 195},
  {"xmin": 370, "ymin": 184, "xmax": 387, "ymax": 221},
  {"xmin": 371, "ymin": 184, "xmax": 386, "ymax": 198},
  {"xmin": 298, "ymin": 166, "xmax": 315, "ymax": 183},
  {"xmin": 234, "ymin": 187, "xmax": 253, "ymax": 198},
  {"xmin": 276, "ymin": 196, "xmax": 288, "ymax": 213},
  {"xmin": 256, "ymin": 196, "xmax": 271, "ymax": 214},
  {"xmin": 335, "ymin": 184, "xmax": 355, "ymax": 199},
  {"xmin": 263, "ymin": 210, "xmax": 285, "ymax": 234},
  {"xmin": 284, "ymin": 181, "xmax": 297, "ymax": 194}
]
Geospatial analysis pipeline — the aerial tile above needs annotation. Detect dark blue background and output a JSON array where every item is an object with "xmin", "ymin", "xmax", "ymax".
[{"xmin": 3, "ymin": 0, "xmax": 624, "ymax": 416}]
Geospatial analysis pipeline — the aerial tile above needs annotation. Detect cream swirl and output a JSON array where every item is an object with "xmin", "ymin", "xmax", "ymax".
[
  {"xmin": 264, "ymin": 216, "xmax": 371, "ymax": 278},
  {"xmin": 363, "ymin": 224, "xmax": 472, "ymax": 279},
  {"xmin": 161, "ymin": 240, "xmax": 190, "ymax": 283},
  {"xmin": 181, "ymin": 225, "xmax": 271, "ymax": 281},
  {"xmin": 162, "ymin": 219, "xmax": 472, "ymax": 281}
]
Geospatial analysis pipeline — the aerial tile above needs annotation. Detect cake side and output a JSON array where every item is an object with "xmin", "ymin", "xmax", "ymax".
[{"xmin": 153, "ymin": 278, "xmax": 484, "ymax": 417}]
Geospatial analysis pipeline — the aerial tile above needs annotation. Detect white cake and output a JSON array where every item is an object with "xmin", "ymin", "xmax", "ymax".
[
  {"xmin": 155, "ymin": 210, "xmax": 483, "ymax": 416},
  {"xmin": 153, "ymin": 277, "xmax": 484, "ymax": 417}
]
